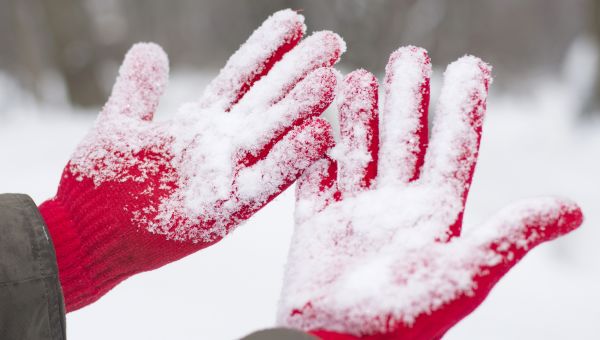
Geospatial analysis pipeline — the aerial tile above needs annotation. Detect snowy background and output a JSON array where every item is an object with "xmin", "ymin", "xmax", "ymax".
[
  {"xmin": 2, "ymin": 1, "xmax": 600, "ymax": 339},
  {"xmin": 2, "ymin": 58, "xmax": 600, "ymax": 339}
]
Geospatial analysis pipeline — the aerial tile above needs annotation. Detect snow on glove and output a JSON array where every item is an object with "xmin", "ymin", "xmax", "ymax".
[
  {"xmin": 38, "ymin": 9, "xmax": 345, "ymax": 312},
  {"xmin": 277, "ymin": 46, "xmax": 583, "ymax": 339}
]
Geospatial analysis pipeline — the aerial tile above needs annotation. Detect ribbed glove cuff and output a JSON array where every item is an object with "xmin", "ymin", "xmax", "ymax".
[{"xmin": 38, "ymin": 195, "xmax": 137, "ymax": 311}]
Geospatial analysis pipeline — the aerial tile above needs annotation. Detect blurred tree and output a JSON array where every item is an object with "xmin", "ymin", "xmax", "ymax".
[
  {"xmin": 0, "ymin": 0, "xmax": 590, "ymax": 108},
  {"xmin": 8, "ymin": 0, "xmax": 47, "ymax": 101},
  {"xmin": 40, "ymin": 0, "xmax": 105, "ymax": 106},
  {"xmin": 583, "ymin": 0, "xmax": 600, "ymax": 116}
]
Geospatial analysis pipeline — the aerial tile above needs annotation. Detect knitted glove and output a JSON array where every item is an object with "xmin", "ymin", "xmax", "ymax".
[
  {"xmin": 277, "ymin": 46, "xmax": 583, "ymax": 339},
  {"xmin": 39, "ymin": 9, "xmax": 345, "ymax": 312}
]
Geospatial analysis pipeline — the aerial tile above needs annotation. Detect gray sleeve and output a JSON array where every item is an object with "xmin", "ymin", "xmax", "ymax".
[
  {"xmin": 0, "ymin": 193, "xmax": 66, "ymax": 340},
  {"xmin": 240, "ymin": 328, "xmax": 319, "ymax": 340}
]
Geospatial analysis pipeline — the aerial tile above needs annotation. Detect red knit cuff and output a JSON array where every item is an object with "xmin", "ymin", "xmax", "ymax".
[
  {"xmin": 309, "ymin": 330, "xmax": 363, "ymax": 340},
  {"xmin": 38, "ymin": 198, "xmax": 100, "ymax": 311}
]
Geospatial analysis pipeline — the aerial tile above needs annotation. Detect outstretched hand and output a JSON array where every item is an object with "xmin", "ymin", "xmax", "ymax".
[
  {"xmin": 278, "ymin": 46, "xmax": 583, "ymax": 339},
  {"xmin": 39, "ymin": 9, "xmax": 345, "ymax": 311}
]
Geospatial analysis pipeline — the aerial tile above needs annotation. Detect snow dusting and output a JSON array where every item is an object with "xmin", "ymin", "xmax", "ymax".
[
  {"xmin": 335, "ymin": 69, "xmax": 379, "ymax": 194},
  {"xmin": 199, "ymin": 9, "xmax": 306, "ymax": 111},
  {"xmin": 66, "ymin": 10, "xmax": 344, "ymax": 243},
  {"xmin": 277, "ymin": 52, "xmax": 555, "ymax": 335},
  {"xmin": 378, "ymin": 46, "xmax": 431, "ymax": 185}
]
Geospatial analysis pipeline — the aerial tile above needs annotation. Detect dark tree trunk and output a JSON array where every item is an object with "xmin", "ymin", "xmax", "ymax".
[
  {"xmin": 40, "ymin": 0, "xmax": 105, "ymax": 107},
  {"xmin": 583, "ymin": 0, "xmax": 600, "ymax": 116}
]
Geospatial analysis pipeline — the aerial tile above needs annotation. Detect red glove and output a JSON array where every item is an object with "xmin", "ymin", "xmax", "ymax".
[
  {"xmin": 38, "ymin": 9, "xmax": 345, "ymax": 312},
  {"xmin": 277, "ymin": 46, "xmax": 583, "ymax": 339}
]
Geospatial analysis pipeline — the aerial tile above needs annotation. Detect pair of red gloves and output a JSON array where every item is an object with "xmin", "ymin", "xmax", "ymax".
[{"xmin": 38, "ymin": 9, "xmax": 583, "ymax": 340}]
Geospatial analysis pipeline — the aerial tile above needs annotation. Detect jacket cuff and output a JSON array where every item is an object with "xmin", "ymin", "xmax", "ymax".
[
  {"xmin": 241, "ymin": 328, "xmax": 319, "ymax": 339},
  {"xmin": 0, "ymin": 193, "xmax": 66, "ymax": 340}
]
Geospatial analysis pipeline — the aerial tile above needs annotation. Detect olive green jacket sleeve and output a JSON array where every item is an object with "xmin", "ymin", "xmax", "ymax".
[
  {"xmin": 241, "ymin": 328, "xmax": 318, "ymax": 340},
  {"xmin": 0, "ymin": 194, "xmax": 66, "ymax": 340}
]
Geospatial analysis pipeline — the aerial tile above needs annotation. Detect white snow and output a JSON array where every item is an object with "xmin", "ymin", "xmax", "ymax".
[
  {"xmin": 378, "ymin": 45, "xmax": 431, "ymax": 185},
  {"xmin": 230, "ymin": 30, "xmax": 346, "ymax": 116},
  {"xmin": 199, "ymin": 9, "xmax": 306, "ymax": 111},
  {"xmin": 335, "ymin": 69, "xmax": 378, "ymax": 194},
  {"xmin": 1, "ymin": 49, "xmax": 599, "ymax": 339},
  {"xmin": 421, "ymin": 55, "xmax": 490, "ymax": 196},
  {"xmin": 277, "ymin": 55, "xmax": 579, "ymax": 336},
  {"xmin": 64, "ymin": 24, "xmax": 342, "ymax": 243}
]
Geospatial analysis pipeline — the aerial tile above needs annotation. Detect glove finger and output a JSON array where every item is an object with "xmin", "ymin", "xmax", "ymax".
[
  {"xmin": 379, "ymin": 198, "xmax": 583, "ymax": 340},
  {"xmin": 236, "ymin": 67, "xmax": 337, "ymax": 168},
  {"xmin": 199, "ymin": 9, "xmax": 305, "ymax": 112},
  {"xmin": 430, "ymin": 197, "xmax": 583, "ymax": 336},
  {"xmin": 465, "ymin": 197, "xmax": 583, "ymax": 269},
  {"xmin": 230, "ymin": 31, "xmax": 345, "ymax": 116},
  {"xmin": 378, "ymin": 46, "xmax": 431, "ymax": 186},
  {"xmin": 421, "ymin": 56, "xmax": 491, "ymax": 234},
  {"xmin": 295, "ymin": 156, "xmax": 338, "ymax": 224},
  {"xmin": 102, "ymin": 43, "xmax": 169, "ymax": 122},
  {"xmin": 337, "ymin": 69, "xmax": 379, "ymax": 196},
  {"xmin": 233, "ymin": 118, "xmax": 334, "ymax": 219}
]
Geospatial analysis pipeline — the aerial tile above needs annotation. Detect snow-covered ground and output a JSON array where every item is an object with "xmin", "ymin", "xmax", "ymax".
[{"xmin": 1, "ymin": 66, "xmax": 599, "ymax": 339}]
